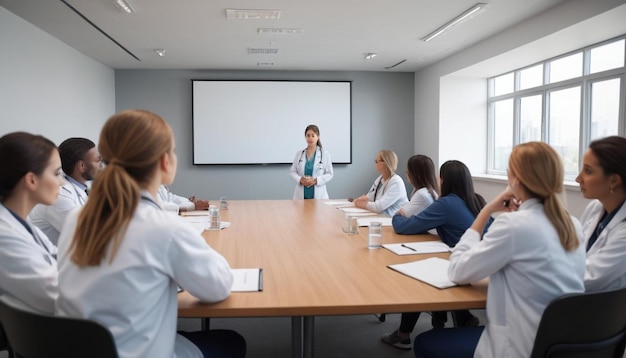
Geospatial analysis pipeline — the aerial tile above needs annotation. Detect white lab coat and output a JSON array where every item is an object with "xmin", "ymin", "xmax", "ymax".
[
  {"xmin": 289, "ymin": 147, "xmax": 334, "ymax": 199},
  {"xmin": 29, "ymin": 179, "xmax": 87, "ymax": 245},
  {"xmin": 157, "ymin": 185, "xmax": 195, "ymax": 211},
  {"xmin": 0, "ymin": 203, "xmax": 58, "ymax": 314},
  {"xmin": 449, "ymin": 198, "xmax": 585, "ymax": 358},
  {"xmin": 364, "ymin": 174, "xmax": 408, "ymax": 216},
  {"xmin": 580, "ymin": 199, "xmax": 626, "ymax": 292},
  {"xmin": 55, "ymin": 192, "xmax": 233, "ymax": 358},
  {"xmin": 401, "ymin": 187, "xmax": 438, "ymax": 235}
]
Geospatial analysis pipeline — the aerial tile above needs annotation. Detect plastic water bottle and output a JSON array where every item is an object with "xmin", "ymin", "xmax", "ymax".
[{"xmin": 209, "ymin": 205, "xmax": 220, "ymax": 229}]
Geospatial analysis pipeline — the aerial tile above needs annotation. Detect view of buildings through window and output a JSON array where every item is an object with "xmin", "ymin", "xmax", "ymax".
[{"xmin": 488, "ymin": 36, "xmax": 625, "ymax": 179}]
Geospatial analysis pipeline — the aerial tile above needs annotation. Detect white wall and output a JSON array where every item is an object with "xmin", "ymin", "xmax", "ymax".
[
  {"xmin": 0, "ymin": 7, "xmax": 115, "ymax": 145},
  {"xmin": 414, "ymin": 0, "xmax": 626, "ymax": 215}
]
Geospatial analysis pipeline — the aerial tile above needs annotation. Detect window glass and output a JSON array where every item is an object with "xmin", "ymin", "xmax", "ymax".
[
  {"xmin": 520, "ymin": 95, "xmax": 542, "ymax": 143},
  {"xmin": 590, "ymin": 39, "xmax": 625, "ymax": 74},
  {"xmin": 549, "ymin": 52, "xmax": 583, "ymax": 83},
  {"xmin": 493, "ymin": 99, "xmax": 513, "ymax": 171},
  {"xmin": 590, "ymin": 78, "xmax": 621, "ymax": 140},
  {"xmin": 493, "ymin": 72, "xmax": 514, "ymax": 96},
  {"xmin": 548, "ymin": 86, "xmax": 581, "ymax": 174},
  {"xmin": 519, "ymin": 64, "xmax": 543, "ymax": 90}
]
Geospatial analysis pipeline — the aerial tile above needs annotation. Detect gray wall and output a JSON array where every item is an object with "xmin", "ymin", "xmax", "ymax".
[
  {"xmin": 115, "ymin": 70, "xmax": 415, "ymax": 200},
  {"xmin": 0, "ymin": 7, "xmax": 115, "ymax": 145}
]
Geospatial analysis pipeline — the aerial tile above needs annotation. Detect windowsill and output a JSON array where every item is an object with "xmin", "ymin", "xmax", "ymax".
[{"xmin": 473, "ymin": 173, "xmax": 581, "ymax": 191}]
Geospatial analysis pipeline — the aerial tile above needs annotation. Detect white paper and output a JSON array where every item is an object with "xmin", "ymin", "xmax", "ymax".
[
  {"xmin": 388, "ymin": 257, "xmax": 457, "ymax": 289},
  {"xmin": 179, "ymin": 210, "xmax": 210, "ymax": 217},
  {"xmin": 231, "ymin": 268, "xmax": 263, "ymax": 292},
  {"xmin": 324, "ymin": 200, "xmax": 353, "ymax": 206},
  {"xmin": 356, "ymin": 217, "xmax": 392, "ymax": 227},
  {"xmin": 383, "ymin": 241, "xmax": 451, "ymax": 255},
  {"xmin": 339, "ymin": 207, "xmax": 373, "ymax": 213}
]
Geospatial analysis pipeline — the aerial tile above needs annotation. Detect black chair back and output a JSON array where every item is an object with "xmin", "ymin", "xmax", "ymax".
[
  {"xmin": 0, "ymin": 300, "xmax": 118, "ymax": 358},
  {"xmin": 530, "ymin": 286, "xmax": 626, "ymax": 358}
]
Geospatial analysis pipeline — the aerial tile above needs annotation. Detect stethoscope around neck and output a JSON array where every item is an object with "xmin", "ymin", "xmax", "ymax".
[{"xmin": 298, "ymin": 148, "xmax": 323, "ymax": 165}]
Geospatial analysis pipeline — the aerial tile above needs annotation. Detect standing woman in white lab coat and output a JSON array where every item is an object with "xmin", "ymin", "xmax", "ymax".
[
  {"xmin": 290, "ymin": 124, "xmax": 334, "ymax": 199},
  {"xmin": 0, "ymin": 132, "xmax": 62, "ymax": 314},
  {"xmin": 413, "ymin": 142, "xmax": 585, "ymax": 358},
  {"xmin": 55, "ymin": 110, "xmax": 245, "ymax": 358},
  {"xmin": 576, "ymin": 136, "xmax": 626, "ymax": 292}
]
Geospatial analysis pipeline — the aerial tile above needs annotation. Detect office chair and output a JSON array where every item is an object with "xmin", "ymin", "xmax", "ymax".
[
  {"xmin": 0, "ymin": 300, "xmax": 118, "ymax": 358},
  {"xmin": 0, "ymin": 324, "xmax": 14, "ymax": 358},
  {"xmin": 530, "ymin": 286, "xmax": 626, "ymax": 358}
]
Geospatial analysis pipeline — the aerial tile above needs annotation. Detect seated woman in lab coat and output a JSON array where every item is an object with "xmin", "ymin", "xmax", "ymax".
[
  {"xmin": 354, "ymin": 149, "xmax": 408, "ymax": 216},
  {"xmin": 396, "ymin": 154, "xmax": 439, "ymax": 218},
  {"xmin": 576, "ymin": 136, "xmax": 626, "ymax": 292},
  {"xmin": 55, "ymin": 109, "xmax": 245, "ymax": 358},
  {"xmin": 413, "ymin": 142, "xmax": 586, "ymax": 358},
  {"xmin": 0, "ymin": 132, "xmax": 62, "ymax": 314}
]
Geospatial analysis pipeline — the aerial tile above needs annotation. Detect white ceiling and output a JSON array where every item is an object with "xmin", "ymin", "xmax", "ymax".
[{"xmin": 1, "ymin": 0, "xmax": 569, "ymax": 72}]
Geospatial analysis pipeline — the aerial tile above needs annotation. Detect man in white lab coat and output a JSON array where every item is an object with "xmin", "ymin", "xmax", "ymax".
[{"xmin": 30, "ymin": 138, "xmax": 102, "ymax": 244}]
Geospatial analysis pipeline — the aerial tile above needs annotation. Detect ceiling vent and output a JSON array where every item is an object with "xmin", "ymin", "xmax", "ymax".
[
  {"xmin": 247, "ymin": 48, "xmax": 280, "ymax": 55},
  {"xmin": 226, "ymin": 9, "xmax": 281, "ymax": 20}
]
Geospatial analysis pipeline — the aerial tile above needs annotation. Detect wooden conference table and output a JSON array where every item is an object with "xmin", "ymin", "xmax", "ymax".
[{"xmin": 177, "ymin": 200, "xmax": 487, "ymax": 357}]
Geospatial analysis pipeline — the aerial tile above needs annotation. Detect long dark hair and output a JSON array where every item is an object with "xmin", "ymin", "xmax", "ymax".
[
  {"xmin": 406, "ymin": 155, "xmax": 439, "ymax": 200},
  {"xmin": 0, "ymin": 132, "xmax": 57, "ymax": 201},
  {"xmin": 439, "ymin": 160, "xmax": 485, "ymax": 216}
]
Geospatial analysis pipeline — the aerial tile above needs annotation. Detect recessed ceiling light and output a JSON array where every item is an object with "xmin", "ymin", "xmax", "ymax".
[
  {"xmin": 364, "ymin": 53, "xmax": 378, "ymax": 60},
  {"xmin": 258, "ymin": 28, "xmax": 304, "ymax": 35},
  {"xmin": 226, "ymin": 9, "xmax": 281, "ymax": 20},
  {"xmin": 154, "ymin": 49, "xmax": 166, "ymax": 57}
]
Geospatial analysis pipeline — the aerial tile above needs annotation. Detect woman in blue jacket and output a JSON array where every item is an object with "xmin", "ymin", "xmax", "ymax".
[{"xmin": 382, "ymin": 160, "xmax": 486, "ymax": 350}]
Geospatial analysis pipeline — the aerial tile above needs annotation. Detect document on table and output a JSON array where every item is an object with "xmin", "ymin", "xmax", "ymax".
[
  {"xmin": 324, "ymin": 200, "xmax": 353, "ymax": 207},
  {"xmin": 231, "ymin": 268, "xmax": 263, "ymax": 292},
  {"xmin": 383, "ymin": 241, "xmax": 451, "ymax": 255},
  {"xmin": 388, "ymin": 257, "xmax": 457, "ymax": 289},
  {"xmin": 356, "ymin": 217, "xmax": 392, "ymax": 227},
  {"xmin": 180, "ymin": 210, "xmax": 210, "ymax": 216},
  {"xmin": 339, "ymin": 207, "xmax": 374, "ymax": 214}
]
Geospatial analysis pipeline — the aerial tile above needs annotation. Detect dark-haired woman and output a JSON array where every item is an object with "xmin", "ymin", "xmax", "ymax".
[
  {"xmin": 0, "ymin": 132, "xmax": 62, "ymax": 314},
  {"xmin": 290, "ymin": 124, "xmax": 334, "ymax": 199},
  {"xmin": 576, "ymin": 135, "xmax": 626, "ymax": 291},
  {"xmin": 56, "ymin": 110, "xmax": 245, "ymax": 358},
  {"xmin": 382, "ymin": 160, "xmax": 485, "ymax": 350}
]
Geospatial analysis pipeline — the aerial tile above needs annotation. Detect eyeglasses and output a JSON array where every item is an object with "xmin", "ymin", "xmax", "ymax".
[{"xmin": 374, "ymin": 159, "xmax": 384, "ymax": 163}]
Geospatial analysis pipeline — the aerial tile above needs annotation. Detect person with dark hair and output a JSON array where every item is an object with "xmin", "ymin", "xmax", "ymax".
[
  {"xmin": 0, "ymin": 132, "xmax": 62, "ymax": 314},
  {"xmin": 576, "ymin": 135, "xmax": 626, "ymax": 291},
  {"xmin": 397, "ymin": 154, "xmax": 439, "ymax": 218},
  {"xmin": 30, "ymin": 137, "xmax": 102, "ymax": 244},
  {"xmin": 382, "ymin": 160, "xmax": 484, "ymax": 350},
  {"xmin": 354, "ymin": 149, "xmax": 408, "ymax": 216},
  {"xmin": 289, "ymin": 124, "xmax": 334, "ymax": 199},
  {"xmin": 55, "ymin": 109, "xmax": 245, "ymax": 358},
  {"xmin": 414, "ymin": 142, "xmax": 584, "ymax": 357}
]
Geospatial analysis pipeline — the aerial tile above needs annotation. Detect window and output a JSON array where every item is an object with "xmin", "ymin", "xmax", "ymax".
[{"xmin": 487, "ymin": 36, "xmax": 625, "ymax": 180}]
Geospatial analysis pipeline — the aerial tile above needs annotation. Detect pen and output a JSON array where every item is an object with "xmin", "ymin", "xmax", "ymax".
[{"xmin": 401, "ymin": 244, "xmax": 417, "ymax": 252}]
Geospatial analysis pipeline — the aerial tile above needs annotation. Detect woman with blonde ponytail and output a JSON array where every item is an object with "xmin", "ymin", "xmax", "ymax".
[
  {"xmin": 55, "ymin": 110, "xmax": 246, "ymax": 358},
  {"xmin": 413, "ymin": 142, "xmax": 585, "ymax": 358}
]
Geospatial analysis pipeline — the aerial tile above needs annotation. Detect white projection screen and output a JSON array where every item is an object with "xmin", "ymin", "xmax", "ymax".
[{"xmin": 192, "ymin": 80, "xmax": 352, "ymax": 165}]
